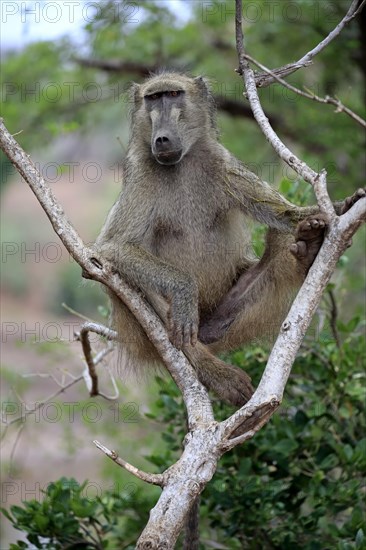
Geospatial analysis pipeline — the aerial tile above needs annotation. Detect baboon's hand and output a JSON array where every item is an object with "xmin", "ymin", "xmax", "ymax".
[
  {"xmin": 340, "ymin": 188, "xmax": 366, "ymax": 215},
  {"xmin": 290, "ymin": 214, "xmax": 328, "ymax": 273},
  {"xmin": 167, "ymin": 281, "xmax": 199, "ymax": 350}
]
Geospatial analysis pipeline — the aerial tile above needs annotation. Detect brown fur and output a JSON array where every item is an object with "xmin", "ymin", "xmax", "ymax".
[{"xmin": 94, "ymin": 72, "xmax": 328, "ymax": 406}]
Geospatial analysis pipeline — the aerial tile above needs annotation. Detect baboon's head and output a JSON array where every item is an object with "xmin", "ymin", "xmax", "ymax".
[{"xmin": 130, "ymin": 72, "xmax": 216, "ymax": 166}]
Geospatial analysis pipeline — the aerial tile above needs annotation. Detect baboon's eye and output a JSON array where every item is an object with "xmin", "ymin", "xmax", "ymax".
[
  {"xmin": 169, "ymin": 91, "xmax": 180, "ymax": 97},
  {"xmin": 145, "ymin": 93, "xmax": 161, "ymax": 100}
]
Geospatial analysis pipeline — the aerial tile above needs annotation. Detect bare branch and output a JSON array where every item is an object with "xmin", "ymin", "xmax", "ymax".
[
  {"xmin": 255, "ymin": 61, "xmax": 313, "ymax": 88},
  {"xmin": 93, "ymin": 440, "xmax": 165, "ymax": 486},
  {"xmin": 297, "ymin": 0, "xmax": 365, "ymax": 64},
  {"xmin": 245, "ymin": 54, "xmax": 366, "ymax": 129},
  {"xmin": 1, "ymin": 372, "xmax": 84, "ymax": 430},
  {"xmin": 235, "ymin": 3, "xmax": 321, "ymax": 189},
  {"xmin": 0, "ymin": 118, "xmax": 213, "ymax": 430},
  {"xmin": 74, "ymin": 58, "xmax": 158, "ymax": 76},
  {"xmin": 75, "ymin": 322, "xmax": 117, "ymax": 397},
  {"xmin": 313, "ymin": 170, "xmax": 336, "ymax": 217},
  {"xmin": 218, "ymin": 0, "xmax": 366, "ymax": 443},
  {"xmin": 255, "ymin": 0, "xmax": 365, "ymax": 87}
]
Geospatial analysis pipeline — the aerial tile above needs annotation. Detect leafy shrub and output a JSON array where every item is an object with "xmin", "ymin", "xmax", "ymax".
[
  {"xmin": 2, "ymin": 322, "xmax": 365, "ymax": 549},
  {"xmin": 1, "ymin": 477, "xmax": 151, "ymax": 550}
]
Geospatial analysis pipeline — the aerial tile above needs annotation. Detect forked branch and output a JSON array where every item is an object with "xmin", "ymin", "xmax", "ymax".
[
  {"xmin": 1, "ymin": 3, "xmax": 365, "ymax": 538},
  {"xmin": 254, "ymin": 0, "xmax": 365, "ymax": 88}
]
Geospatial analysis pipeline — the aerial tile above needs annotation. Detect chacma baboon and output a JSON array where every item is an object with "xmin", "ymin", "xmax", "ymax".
[{"xmin": 93, "ymin": 71, "xmax": 359, "ymax": 406}]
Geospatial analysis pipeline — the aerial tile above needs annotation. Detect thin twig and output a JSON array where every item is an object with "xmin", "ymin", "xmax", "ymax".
[
  {"xmin": 82, "ymin": 343, "xmax": 120, "ymax": 401},
  {"xmin": 93, "ymin": 440, "xmax": 165, "ymax": 486},
  {"xmin": 235, "ymin": 1, "xmax": 320, "ymax": 188},
  {"xmin": 76, "ymin": 322, "xmax": 117, "ymax": 396},
  {"xmin": 1, "ymin": 374, "xmax": 84, "ymax": 430},
  {"xmin": 8, "ymin": 423, "xmax": 25, "ymax": 476},
  {"xmin": 297, "ymin": 0, "xmax": 365, "ymax": 63},
  {"xmin": 254, "ymin": 0, "xmax": 365, "ymax": 88},
  {"xmin": 245, "ymin": 54, "xmax": 366, "ymax": 129},
  {"xmin": 61, "ymin": 302, "xmax": 95, "ymax": 322}
]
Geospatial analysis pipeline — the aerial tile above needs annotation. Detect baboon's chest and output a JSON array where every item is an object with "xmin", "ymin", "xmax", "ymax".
[
  {"xmin": 151, "ymin": 204, "xmax": 228, "ymax": 252},
  {"xmin": 149, "ymin": 204, "xmax": 248, "ymax": 282}
]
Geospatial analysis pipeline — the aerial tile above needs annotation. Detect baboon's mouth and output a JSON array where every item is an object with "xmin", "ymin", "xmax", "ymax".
[{"xmin": 155, "ymin": 150, "xmax": 183, "ymax": 166}]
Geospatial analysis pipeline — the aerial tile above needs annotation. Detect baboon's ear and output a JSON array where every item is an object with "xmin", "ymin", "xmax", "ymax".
[
  {"xmin": 129, "ymin": 82, "xmax": 141, "ymax": 104},
  {"xmin": 194, "ymin": 76, "xmax": 210, "ymax": 96}
]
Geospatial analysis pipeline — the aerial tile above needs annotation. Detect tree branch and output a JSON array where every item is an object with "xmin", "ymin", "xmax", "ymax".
[
  {"xmin": 1, "ymin": 6, "xmax": 365, "ymax": 537},
  {"xmin": 75, "ymin": 322, "xmax": 117, "ymax": 397},
  {"xmin": 254, "ymin": 0, "xmax": 365, "ymax": 88},
  {"xmin": 221, "ymin": 0, "xmax": 366, "ymax": 445},
  {"xmin": 93, "ymin": 440, "xmax": 164, "ymax": 486},
  {"xmin": 0, "ymin": 118, "xmax": 213, "ymax": 432},
  {"xmin": 74, "ymin": 57, "xmax": 328, "ymax": 153},
  {"xmin": 245, "ymin": 54, "xmax": 366, "ymax": 129}
]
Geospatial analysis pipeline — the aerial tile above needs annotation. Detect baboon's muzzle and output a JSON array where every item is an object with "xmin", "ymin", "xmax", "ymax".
[
  {"xmin": 152, "ymin": 132, "xmax": 183, "ymax": 165},
  {"xmin": 151, "ymin": 107, "xmax": 183, "ymax": 166}
]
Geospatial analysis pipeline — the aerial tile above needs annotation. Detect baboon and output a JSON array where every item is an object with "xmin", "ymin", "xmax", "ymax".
[{"xmin": 93, "ymin": 71, "xmax": 357, "ymax": 406}]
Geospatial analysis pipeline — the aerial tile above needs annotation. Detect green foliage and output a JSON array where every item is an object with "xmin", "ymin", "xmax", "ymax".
[
  {"xmin": 1, "ymin": 0, "xmax": 364, "ymax": 194},
  {"xmin": 53, "ymin": 263, "xmax": 107, "ymax": 318},
  {"xmin": 149, "ymin": 324, "xmax": 366, "ymax": 549},
  {"xmin": 1, "ymin": 477, "xmax": 151, "ymax": 550},
  {"xmin": 1, "ymin": 1, "xmax": 365, "ymax": 547},
  {"xmin": 3, "ymin": 323, "xmax": 365, "ymax": 548},
  {"xmin": 203, "ymin": 333, "xmax": 366, "ymax": 548}
]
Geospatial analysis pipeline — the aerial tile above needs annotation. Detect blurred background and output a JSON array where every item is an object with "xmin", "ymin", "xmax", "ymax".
[{"xmin": 1, "ymin": 1, "xmax": 365, "ymax": 548}]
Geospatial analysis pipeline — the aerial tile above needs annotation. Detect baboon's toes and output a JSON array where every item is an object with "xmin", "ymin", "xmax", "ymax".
[
  {"xmin": 224, "ymin": 365, "xmax": 254, "ymax": 407},
  {"xmin": 290, "ymin": 240, "xmax": 307, "ymax": 259},
  {"xmin": 340, "ymin": 187, "xmax": 366, "ymax": 215},
  {"xmin": 296, "ymin": 214, "xmax": 328, "ymax": 241}
]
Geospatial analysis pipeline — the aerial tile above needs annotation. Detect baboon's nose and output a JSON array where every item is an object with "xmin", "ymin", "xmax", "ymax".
[
  {"xmin": 152, "ymin": 132, "xmax": 183, "ymax": 165},
  {"xmin": 155, "ymin": 135, "xmax": 171, "ymax": 151}
]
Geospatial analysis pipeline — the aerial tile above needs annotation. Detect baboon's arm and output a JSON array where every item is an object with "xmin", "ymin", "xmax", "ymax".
[
  {"xmin": 225, "ymin": 159, "xmax": 318, "ymax": 230},
  {"xmin": 226, "ymin": 162, "xmax": 363, "ymax": 225},
  {"xmin": 95, "ymin": 203, "xmax": 199, "ymax": 350}
]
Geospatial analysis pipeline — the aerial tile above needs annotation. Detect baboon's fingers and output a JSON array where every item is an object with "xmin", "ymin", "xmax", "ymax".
[
  {"xmin": 171, "ymin": 323, "xmax": 183, "ymax": 350},
  {"xmin": 290, "ymin": 240, "xmax": 307, "ymax": 259},
  {"xmin": 183, "ymin": 323, "xmax": 191, "ymax": 347},
  {"xmin": 167, "ymin": 310, "xmax": 183, "ymax": 349},
  {"xmin": 190, "ymin": 323, "xmax": 198, "ymax": 346},
  {"xmin": 181, "ymin": 322, "xmax": 198, "ymax": 348}
]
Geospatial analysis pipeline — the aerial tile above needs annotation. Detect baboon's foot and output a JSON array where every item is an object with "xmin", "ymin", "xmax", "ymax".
[
  {"xmin": 290, "ymin": 214, "xmax": 328, "ymax": 273},
  {"xmin": 197, "ymin": 360, "xmax": 254, "ymax": 407},
  {"xmin": 340, "ymin": 187, "xmax": 366, "ymax": 215},
  {"xmin": 198, "ymin": 312, "xmax": 235, "ymax": 346}
]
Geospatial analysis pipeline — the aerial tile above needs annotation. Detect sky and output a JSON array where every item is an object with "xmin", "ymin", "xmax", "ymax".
[
  {"xmin": 0, "ymin": 0, "xmax": 192, "ymax": 52},
  {"xmin": 1, "ymin": 1, "xmax": 87, "ymax": 50}
]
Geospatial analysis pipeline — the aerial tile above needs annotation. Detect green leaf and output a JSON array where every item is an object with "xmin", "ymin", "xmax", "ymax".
[
  {"xmin": 272, "ymin": 439, "xmax": 299, "ymax": 455},
  {"xmin": 1, "ymin": 506, "xmax": 13, "ymax": 521},
  {"xmin": 355, "ymin": 529, "xmax": 364, "ymax": 549}
]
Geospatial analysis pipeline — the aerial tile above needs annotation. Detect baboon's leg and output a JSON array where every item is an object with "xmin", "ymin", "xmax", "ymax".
[
  {"xmin": 199, "ymin": 215, "xmax": 327, "ymax": 350},
  {"xmin": 185, "ymin": 343, "xmax": 254, "ymax": 406}
]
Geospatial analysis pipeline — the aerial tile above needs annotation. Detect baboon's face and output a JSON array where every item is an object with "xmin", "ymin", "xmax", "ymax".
[{"xmin": 144, "ymin": 89, "xmax": 186, "ymax": 165}]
